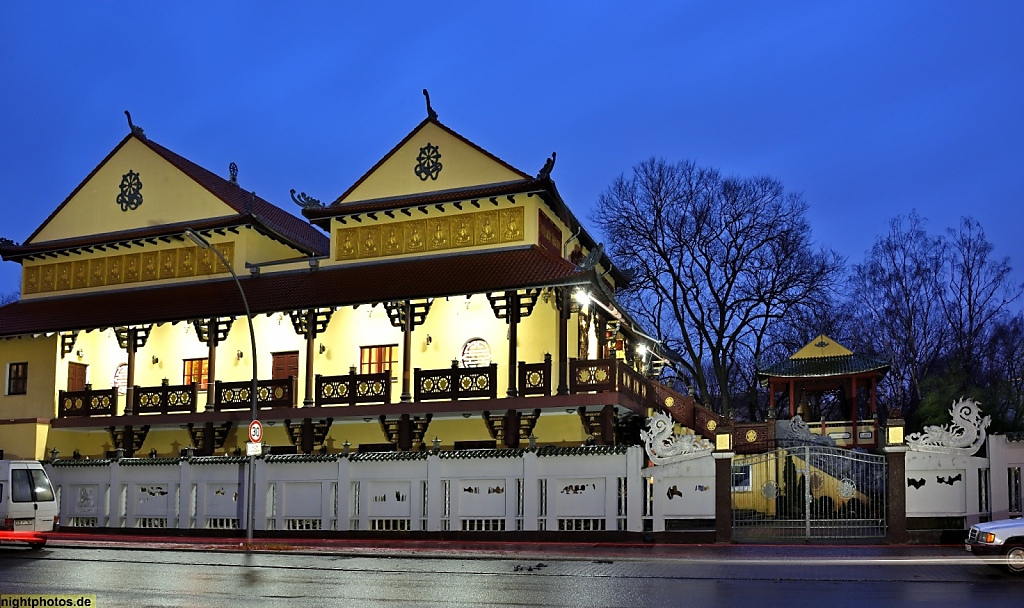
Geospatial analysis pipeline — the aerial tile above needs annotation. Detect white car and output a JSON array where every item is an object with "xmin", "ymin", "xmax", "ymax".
[
  {"xmin": 966, "ymin": 518, "xmax": 1024, "ymax": 574},
  {"xmin": 0, "ymin": 460, "xmax": 59, "ymax": 549}
]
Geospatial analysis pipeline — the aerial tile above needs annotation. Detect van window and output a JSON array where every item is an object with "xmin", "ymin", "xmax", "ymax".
[{"xmin": 11, "ymin": 469, "xmax": 54, "ymax": 502}]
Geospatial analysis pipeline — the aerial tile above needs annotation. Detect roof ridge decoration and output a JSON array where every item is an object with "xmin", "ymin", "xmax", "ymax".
[
  {"xmin": 905, "ymin": 397, "xmax": 991, "ymax": 456},
  {"xmin": 326, "ymin": 99, "xmax": 531, "ymax": 207}
]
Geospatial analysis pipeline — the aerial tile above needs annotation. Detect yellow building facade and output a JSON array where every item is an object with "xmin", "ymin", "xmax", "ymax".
[{"xmin": 0, "ymin": 106, "xmax": 677, "ymax": 461}]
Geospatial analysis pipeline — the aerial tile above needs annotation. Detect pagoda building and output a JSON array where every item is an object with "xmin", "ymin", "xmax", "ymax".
[{"xmin": 757, "ymin": 334, "xmax": 890, "ymax": 448}]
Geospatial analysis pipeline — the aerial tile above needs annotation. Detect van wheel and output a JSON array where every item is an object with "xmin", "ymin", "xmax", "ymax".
[
  {"xmin": 28, "ymin": 542, "xmax": 46, "ymax": 550},
  {"xmin": 1005, "ymin": 545, "xmax": 1024, "ymax": 574}
]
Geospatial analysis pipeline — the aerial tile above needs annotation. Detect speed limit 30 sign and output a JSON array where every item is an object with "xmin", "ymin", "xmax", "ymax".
[{"xmin": 248, "ymin": 420, "xmax": 263, "ymax": 443}]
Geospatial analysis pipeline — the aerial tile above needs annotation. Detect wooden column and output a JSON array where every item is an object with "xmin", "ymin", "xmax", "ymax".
[
  {"xmin": 595, "ymin": 311, "xmax": 607, "ymax": 359},
  {"xmin": 789, "ymin": 380, "xmax": 796, "ymax": 418},
  {"xmin": 124, "ymin": 328, "xmax": 137, "ymax": 415},
  {"xmin": 506, "ymin": 291, "xmax": 519, "ymax": 398},
  {"xmin": 401, "ymin": 300, "xmax": 413, "ymax": 403},
  {"xmin": 304, "ymin": 310, "xmax": 315, "ymax": 407},
  {"xmin": 206, "ymin": 322, "xmax": 217, "ymax": 412},
  {"xmin": 557, "ymin": 289, "xmax": 569, "ymax": 395}
]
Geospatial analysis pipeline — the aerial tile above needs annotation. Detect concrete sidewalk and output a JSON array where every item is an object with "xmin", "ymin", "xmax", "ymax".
[{"xmin": 43, "ymin": 531, "xmax": 968, "ymax": 561}]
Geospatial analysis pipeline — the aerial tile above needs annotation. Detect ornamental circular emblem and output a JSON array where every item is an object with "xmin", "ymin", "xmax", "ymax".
[
  {"xmin": 414, "ymin": 143, "xmax": 443, "ymax": 181},
  {"xmin": 707, "ymin": 419, "xmax": 717, "ymax": 432},
  {"xmin": 461, "ymin": 377, "xmax": 473, "ymax": 390},
  {"xmin": 745, "ymin": 429, "xmax": 758, "ymax": 443},
  {"xmin": 837, "ymin": 478, "xmax": 857, "ymax": 499},
  {"xmin": 324, "ymin": 384, "xmax": 335, "ymax": 397},
  {"xmin": 665, "ymin": 396, "xmax": 675, "ymax": 407},
  {"xmin": 438, "ymin": 377, "xmax": 450, "ymax": 391},
  {"xmin": 761, "ymin": 480, "xmax": 779, "ymax": 500},
  {"xmin": 117, "ymin": 170, "xmax": 144, "ymax": 211},
  {"xmin": 476, "ymin": 375, "xmax": 488, "ymax": 389},
  {"xmin": 423, "ymin": 378, "xmax": 435, "ymax": 392},
  {"xmin": 461, "ymin": 338, "xmax": 491, "ymax": 368}
]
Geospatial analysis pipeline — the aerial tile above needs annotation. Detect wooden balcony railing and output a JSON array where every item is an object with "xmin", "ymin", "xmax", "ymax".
[
  {"xmin": 315, "ymin": 371, "xmax": 391, "ymax": 407},
  {"xmin": 415, "ymin": 362, "xmax": 497, "ymax": 401},
  {"xmin": 58, "ymin": 387, "xmax": 117, "ymax": 418},
  {"xmin": 569, "ymin": 358, "xmax": 660, "ymax": 413},
  {"xmin": 517, "ymin": 355, "xmax": 552, "ymax": 397},
  {"xmin": 213, "ymin": 376, "xmax": 296, "ymax": 412},
  {"xmin": 133, "ymin": 382, "xmax": 199, "ymax": 415}
]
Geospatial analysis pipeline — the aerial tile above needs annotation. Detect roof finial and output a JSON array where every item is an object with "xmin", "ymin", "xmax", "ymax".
[
  {"xmin": 123, "ymin": 110, "xmax": 146, "ymax": 140},
  {"xmin": 229, "ymin": 162, "xmax": 238, "ymax": 184},
  {"xmin": 537, "ymin": 152, "xmax": 556, "ymax": 179},
  {"xmin": 423, "ymin": 89, "xmax": 438, "ymax": 120}
]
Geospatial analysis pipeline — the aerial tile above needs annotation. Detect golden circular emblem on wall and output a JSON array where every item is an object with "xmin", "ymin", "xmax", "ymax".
[
  {"xmin": 745, "ymin": 430, "xmax": 758, "ymax": 443},
  {"xmin": 707, "ymin": 419, "xmax": 717, "ymax": 432},
  {"xmin": 665, "ymin": 396, "xmax": 675, "ymax": 407}
]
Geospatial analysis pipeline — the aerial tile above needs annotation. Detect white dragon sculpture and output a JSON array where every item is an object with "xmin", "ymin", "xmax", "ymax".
[
  {"xmin": 640, "ymin": 410, "xmax": 713, "ymax": 465},
  {"xmin": 905, "ymin": 397, "xmax": 991, "ymax": 456}
]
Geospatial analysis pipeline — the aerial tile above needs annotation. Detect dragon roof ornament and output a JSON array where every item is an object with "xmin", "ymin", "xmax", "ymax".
[
  {"xmin": 905, "ymin": 397, "xmax": 991, "ymax": 456},
  {"xmin": 640, "ymin": 410, "xmax": 713, "ymax": 465}
]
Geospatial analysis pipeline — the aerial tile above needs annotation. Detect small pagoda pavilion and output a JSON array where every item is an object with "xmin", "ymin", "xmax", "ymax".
[{"xmin": 757, "ymin": 335, "xmax": 890, "ymax": 448}]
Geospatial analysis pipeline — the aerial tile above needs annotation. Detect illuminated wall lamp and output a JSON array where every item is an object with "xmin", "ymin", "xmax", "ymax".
[
  {"xmin": 886, "ymin": 419, "xmax": 905, "ymax": 446},
  {"xmin": 236, "ymin": 350, "xmax": 244, "ymax": 360},
  {"xmin": 715, "ymin": 428, "xmax": 733, "ymax": 452}
]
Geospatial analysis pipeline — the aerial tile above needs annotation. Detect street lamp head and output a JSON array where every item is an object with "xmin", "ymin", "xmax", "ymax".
[{"xmin": 183, "ymin": 229, "xmax": 210, "ymax": 250}]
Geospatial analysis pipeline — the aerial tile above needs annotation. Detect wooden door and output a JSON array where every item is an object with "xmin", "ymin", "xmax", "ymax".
[
  {"xmin": 67, "ymin": 362, "xmax": 88, "ymax": 392},
  {"xmin": 272, "ymin": 352, "xmax": 299, "ymax": 380}
]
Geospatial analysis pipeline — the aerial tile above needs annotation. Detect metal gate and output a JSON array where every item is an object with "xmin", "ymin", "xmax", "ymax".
[{"xmin": 731, "ymin": 445, "xmax": 887, "ymax": 541}]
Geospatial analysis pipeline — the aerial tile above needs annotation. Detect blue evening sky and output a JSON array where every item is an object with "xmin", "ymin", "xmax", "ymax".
[{"xmin": 1, "ymin": 2, "xmax": 1022, "ymax": 297}]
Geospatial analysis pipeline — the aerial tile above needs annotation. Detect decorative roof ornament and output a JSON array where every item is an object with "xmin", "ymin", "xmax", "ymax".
[
  {"xmin": 123, "ymin": 110, "xmax": 146, "ymax": 140},
  {"xmin": 905, "ymin": 397, "xmax": 991, "ymax": 456},
  {"xmin": 229, "ymin": 162, "xmax": 238, "ymax": 184},
  {"xmin": 537, "ymin": 152, "xmax": 556, "ymax": 179},
  {"xmin": 290, "ymin": 189, "xmax": 323, "ymax": 209},
  {"xmin": 422, "ymin": 88, "xmax": 438, "ymax": 120},
  {"xmin": 640, "ymin": 410, "xmax": 713, "ymax": 465},
  {"xmin": 575, "ymin": 242, "xmax": 604, "ymax": 271}
]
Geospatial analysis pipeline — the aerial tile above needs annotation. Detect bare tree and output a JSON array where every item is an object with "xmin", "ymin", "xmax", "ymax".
[
  {"xmin": 941, "ymin": 217, "xmax": 1023, "ymax": 385},
  {"xmin": 849, "ymin": 211, "xmax": 947, "ymax": 422},
  {"xmin": 594, "ymin": 158, "xmax": 843, "ymax": 416}
]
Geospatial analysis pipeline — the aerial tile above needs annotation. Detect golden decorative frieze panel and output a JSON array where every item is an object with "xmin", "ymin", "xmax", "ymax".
[
  {"xmin": 335, "ymin": 206, "xmax": 524, "ymax": 261},
  {"xmin": 22, "ymin": 242, "xmax": 234, "ymax": 295}
]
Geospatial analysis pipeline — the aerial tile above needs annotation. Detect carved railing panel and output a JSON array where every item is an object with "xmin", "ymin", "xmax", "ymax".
[
  {"xmin": 693, "ymin": 404, "xmax": 722, "ymax": 441},
  {"xmin": 415, "ymin": 363, "xmax": 497, "ymax": 401},
  {"xmin": 58, "ymin": 388, "xmax": 117, "ymax": 418},
  {"xmin": 518, "ymin": 356, "xmax": 551, "ymax": 397},
  {"xmin": 732, "ymin": 421, "xmax": 775, "ymax": 454},
  {"xmin": 616, "ymin": 363, "xmax": 654, "ymax": 409},
  {"xmin": 568, "ymin": 358, "xmax": 616, "ymax": 394},
  {"xmin": 133, "ymin": 383, "xmax": 199, "ymax": 415},
  {"xmin": 315, "ymin": 372, "xmax": 391, "ymax": 407},
  {"xmin": 214, "ymin": 376, "xmax": 296, "ymax": 411}
]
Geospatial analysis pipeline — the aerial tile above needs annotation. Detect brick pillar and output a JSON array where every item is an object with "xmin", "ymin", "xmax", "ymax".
[
  {"xmin": 885, "ymin": 446, "xmax": 908, "ymax": 544},
  {"xmin": 713, "ymin": 451, "xmax": 734, "ymax": 543}
]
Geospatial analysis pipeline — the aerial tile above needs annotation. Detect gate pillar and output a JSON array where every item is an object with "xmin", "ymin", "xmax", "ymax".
[
  {"xmin": 714, "ymin": 451, "xmax": 735, "ymax": 543},
  {"xmin": 885, "ymin": 445, "xmax": 908, "ymax": 544}
]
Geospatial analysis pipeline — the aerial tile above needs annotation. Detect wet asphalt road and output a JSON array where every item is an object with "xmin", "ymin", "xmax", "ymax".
[{"xmin": 1, "ymin": 545, "xmax": 1021, "ymax": 607}]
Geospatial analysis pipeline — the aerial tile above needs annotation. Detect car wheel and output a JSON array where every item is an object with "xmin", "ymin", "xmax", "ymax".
[
  {"xmin": 28, "ymin": 542, "xmax": 46, "ymax": 550},
  {"xmin": 1005, "ymin": 545, "xmax": 1024, "ymax": 574}
]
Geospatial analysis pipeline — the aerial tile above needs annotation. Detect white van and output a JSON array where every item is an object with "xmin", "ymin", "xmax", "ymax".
[{"xmin": 0, "ymin": 460, "xmax": 59, "ymax": 549}]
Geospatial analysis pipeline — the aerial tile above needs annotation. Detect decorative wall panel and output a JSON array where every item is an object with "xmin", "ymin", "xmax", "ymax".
[
  {"xmin": 22, "ymin": 242, "xmax": 234, "ymax": 295},
  {"xmin": 334, "ymin": 207, "xmax": 525, "ymax": 261}
]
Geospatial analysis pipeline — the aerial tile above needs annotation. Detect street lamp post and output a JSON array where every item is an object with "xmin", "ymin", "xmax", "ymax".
[{"xmin": 184, "ymin": 229, "xmax": 258, "ymax": 546}]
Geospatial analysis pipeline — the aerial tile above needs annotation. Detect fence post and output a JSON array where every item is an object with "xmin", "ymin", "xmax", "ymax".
[
  {"xmin": 626, "ymin": 446, "xmax": 644, "ymax": 532},
  {"xmin": 426, "ymin": 452, "xmax": 441, "ymax": 532},
  {"xmin": 337, "ymin": 456, "xmax": 351, "ymax": 531},
  {"xmin": 713, "ymin": 451, "xmax": 734, "ymax": 543},
  {"xmin": 885, "ymin": 445, "xmax": 909, "ymax": 544},
  {"xmin": 523, "ymin": 449, "xmax": 539, "ymax": 531},
  {"xmin": 108, "ymin": 459, "xmax": 122, "ymax": 529},
  {"xmin": 178, "ymin": 457, "xmax": 191, "ymax": 530}
]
